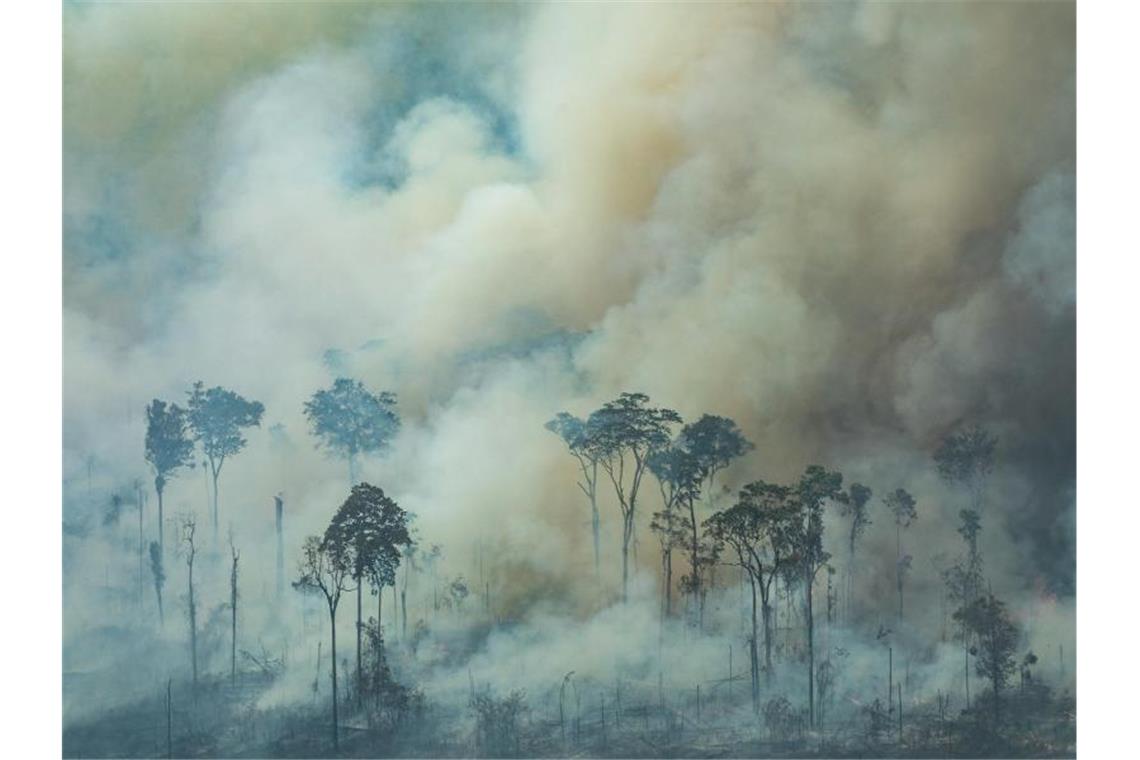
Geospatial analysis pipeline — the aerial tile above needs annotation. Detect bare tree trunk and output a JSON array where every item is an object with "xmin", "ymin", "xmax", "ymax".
[
  {"xmin": 761, "ymin": 595, "xmax": 774, "ymax": 674},
  {"xmin": 749, "ymin": 577, "xmax": 759, "ymax": 713},
  {"xmin": 965, "ymin": 642, "xmax": 970, "ymax": 710},
  {"xmin": 355, "ymin": 580, "xmax": 362, "ymax": 705},
  {"xmin": 230, "ymin": 547, "xmax": 239, "ymax": 684},
  {"xmin": 166, "ymin": 678, "xmax": 172, "ymax": 759},
  {"xmin": 329, "ymin": 606, "xmax": 339, "ymax": 752},
  {"xmin": 621, "ymin": 514, "xmax": 632, "ymax": 603},
  {"xmin": 155, "ymin": 582, "xmax": 164, "ymax": 626},
  {"xmin": 188, "ymin": 556, "xmax": 198, "ymax": 691},
  {"xmin": 664, "ymin": 548, "xmax": 673, "ymax": 617},
  {"xmin": 896, "ymin": 523, "xmax": 903, "ymax": 623},
  {"xmin": 275, "ymin": 495, "xmax": 284, "ymax": 599},
  {"xmin": 391, "ymin": 586, "xmax": 398, "ymax": 640},
  {"xmin": 591, "ymin": 461, "xmax": 600, "ymax": 578},
  {"xmin": 155, "ymin": 480, "xmax": 165, "ymax": 559},
  {"xmin": 806, "ymin": 577, "xmax": 815, "ymax": 728},
  {"xmin": 138, "ymin": 486, "xmax": 145, "ymax": 605},
  {"xmin": 212, "ymin": 471, "xmax": 220, "ymax": 548}
]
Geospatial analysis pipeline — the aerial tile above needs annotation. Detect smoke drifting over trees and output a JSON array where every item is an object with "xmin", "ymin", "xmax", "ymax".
[{"xmin": 63, "ymin": 1, "xmax": 1074, "ymax": 757}]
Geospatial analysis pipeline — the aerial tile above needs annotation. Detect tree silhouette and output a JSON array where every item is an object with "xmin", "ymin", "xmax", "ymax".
[
  {"xmin": 324, "ymin": 483, "xmax": 410, "ymax": 701},
  {"xmin": 304, "ymin": 378, "xmax": 400, "ymax": 485},
  {"xmin": 186, "ymin": 382, "xmax": 265, "ymax": 545},
  {"xmin": 837, "ymin": 482, "xmax": 872, "ymax": 620},
  {"xmin": 934, "ymin": 426, "xmax": 997, "ymax": 514},
  {"xmin": 706, "ymin": 480, "xmax": 796, "ymax": 712},
  {"xmin": 648, "ymin": 441, "xmax": 701, "ymax": 618},
  {"xmin": 789, "ymin": 465, "xmax": 845, "ymax": 729},
  {"xmin": 294, "ymin": 533, "xmax": 353, "ymax": 752},
  {"xmin": 677, "ymin": 414, "xmax": 752, "ymax": 625},
  {"xmin": 144, "ymin": 400, "xmax": 194, "ymax": 560},
  {"xmin": 954, "ymin": 593, "xmax": 1020, "ymax": 727},
  {"xmin": 884, "ymin": 488, "xmax": 917, "ymax": 622},
  {"xmin": 587, "ymin": 393, "xmax": 680, "ymax": 603},
  {"xmin": 679, "ymin": 414, "xmax": 754, "ymax": 505}
]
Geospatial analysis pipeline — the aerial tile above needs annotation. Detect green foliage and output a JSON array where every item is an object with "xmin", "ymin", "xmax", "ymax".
[
  {"xmin": 954, "ymin": 593, "xmax": 1021, "ymax": 710},
  {"xmin": 186, "ymin": 381, "xmax": 265, "ymax": 473},
  {"xmin": 677, "ymin": 413, "xmax": 754, "ymax": 482},
  {"xmin": 144, "ymin": 399, "xmax": 194, "ymax": 486},
  {"xmin": 839, "ymin": 482, "xmax": 873, "ymax": 551},
  {"xmin": 647, "ymin": 441, "xmax": 703, "ymax": 507},
  {"xmin": 470, "ymin": 688, "xmax": 528, "ymax": 758},
  {"xmin": 934, "ymin": 426, "xmax": 997, "ymax": 487},
  {"xmin": 586, "ymin": 393, "xmax": 681, "ymax": 470},
  {"xmin": 324, "ymin": 483, "xmax": 410, "ymax": 591},
  {"xmin": 303, "ymin": 378, "xmax": 400, "ymax": 462},
  {"xmin": 884, "ymin": 488, "xmax": 917, "ymax": 528},
  {"xmin": 705, "ymin": 480, "xmax": 797, "ymax": 578},
  {"xmin": 790, "ymin": 465, "xmax": 846, "ymax": 579}
]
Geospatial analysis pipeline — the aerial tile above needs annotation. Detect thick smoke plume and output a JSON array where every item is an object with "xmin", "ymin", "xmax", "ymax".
[{"xmin": 63, "ymin": 0, "xmax": 1074, "ymax": 741}]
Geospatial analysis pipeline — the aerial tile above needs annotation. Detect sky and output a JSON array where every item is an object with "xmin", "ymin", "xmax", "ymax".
[{"xmin": 62, "ymin": 0, "xmax": 1075, "ymax": 658}]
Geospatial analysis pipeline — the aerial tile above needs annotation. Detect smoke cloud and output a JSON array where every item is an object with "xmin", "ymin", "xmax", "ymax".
[{"xmin": 63, "ymin": 0, "xmax": 1074, "ymax": 729}]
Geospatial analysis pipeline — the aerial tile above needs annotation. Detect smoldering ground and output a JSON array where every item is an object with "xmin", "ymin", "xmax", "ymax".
[{"xmin": 63, "ymin": 1, "xmax": 1075, "ymax": 755}]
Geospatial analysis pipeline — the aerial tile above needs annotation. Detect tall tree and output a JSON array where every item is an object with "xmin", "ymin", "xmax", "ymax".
[
  {"xmin": 588, "ymin": 393, "xmax": 681, "ymax": 602},
  {"xmin": 647, "ymin": 442, "xmax": 700, "ymax": 618},
  {"xmin": 954, "ymin": 593, "xmax": 1020, "ymax": 727},
  {"xmin": 186, "ymin": 382, "xmax": 265, "ymax": 545},
  {"xmin": 884, "ymin": 488, "xmax": 917, "ymax": 622},
  {"xmin": 303, "ymin": 378, "xmax": 400, "ymax": 486},
  {"xmin": 705, "ymin": 481, "xmax": 796, "ymax": 712},
  {"xmin": 677, "ymin": 415, "xmax": 752, "ymax": 625},
  {"xmin": 324, "ymin": 483, "xmax": 410, "ymax": 702},
  {"xmin": 934, "ymin": 426, "xmax": 997, "ymax": 514},
  {"xmin": 546, "ymin": 412, "xmax": 604, "ymax": 577},
  {"xmin": 837, "ymin": 482, "xmax": 872, "ymax": 621},
  {"xmin": 942, "ymin": 508, "xmax": 986, "ymax": 709},
  {"xmin": 294, "ymin": 533, "xmax": 353, "ymax": 752},
  {"xmin": 789, "ymin": 465, "xmax": 845, "ymax": 729},
  {"xmin": 144, "ymin": 400, "xmax": 194, "ymax": 560}
]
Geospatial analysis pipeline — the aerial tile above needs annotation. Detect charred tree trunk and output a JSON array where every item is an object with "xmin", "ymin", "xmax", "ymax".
[
  {"xmin": 806, "ymin": 576, "xmax": 815, "ymax": 728},
  {"xmin": 355, "ymin": 579, "xmax": 363, "ymax": 704},
  {"xmin": 621, "ymin": 512, "xmax": 633, "ymax": 603},
  {"xmin": 230, "ymin": 546, "xmax": 239, "ymax": 684},
  {"xmin": 590, "ymin": 461, "xmax": 600, "ymax": 578},
  {"xmin": 274, "ymin": 495, "xmax": 284, "ymax": 599},
  {"xmin": 155, "ymin": 478, "xmax": 165, "ymax": 559},
  {"xmin": 761, "ymin": 590, "xmax": 774, "ymax": 674},
  {"xmin": 188, "ymin": 553, "xmax": 198, "ymax": 691},
  {"xmin": 137, "ymin": 486, "xmax": 145, "ymax": 605},
  {"xmin": 211, "ymin": 469, "xmax": 220, "ymax": 548},
  {"xmin": 749, "ymin": 576, "xmax": 760, "ymax": 712},
  {"xmin": 165, "ymin": 678, "xmax": 172, "ymax": 758},
  {"xmin": 329, "ymin": 606, "xmax": 339, "ymax": 752}
]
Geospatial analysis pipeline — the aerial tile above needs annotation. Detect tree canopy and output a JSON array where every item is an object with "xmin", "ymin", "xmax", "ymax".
[
  {"xmin": 186, "ymin": 382, "xmax": 265, "ymax": 473},
  {"xmin": 144, "ymin": 399, "xmax": 195, "ymax": 486},
  {"xmin": 304, "ymin": 378, "xmax": 400, "ymax": 481},
  {"xmin": 325, "ymin": 482, "xmax": 411, "ymax": 591}
]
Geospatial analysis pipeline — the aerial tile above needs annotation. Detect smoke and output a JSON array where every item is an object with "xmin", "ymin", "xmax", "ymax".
[{"xmin": 62, "ymin": 0, "xmax": 1074, "ymax": 726}]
